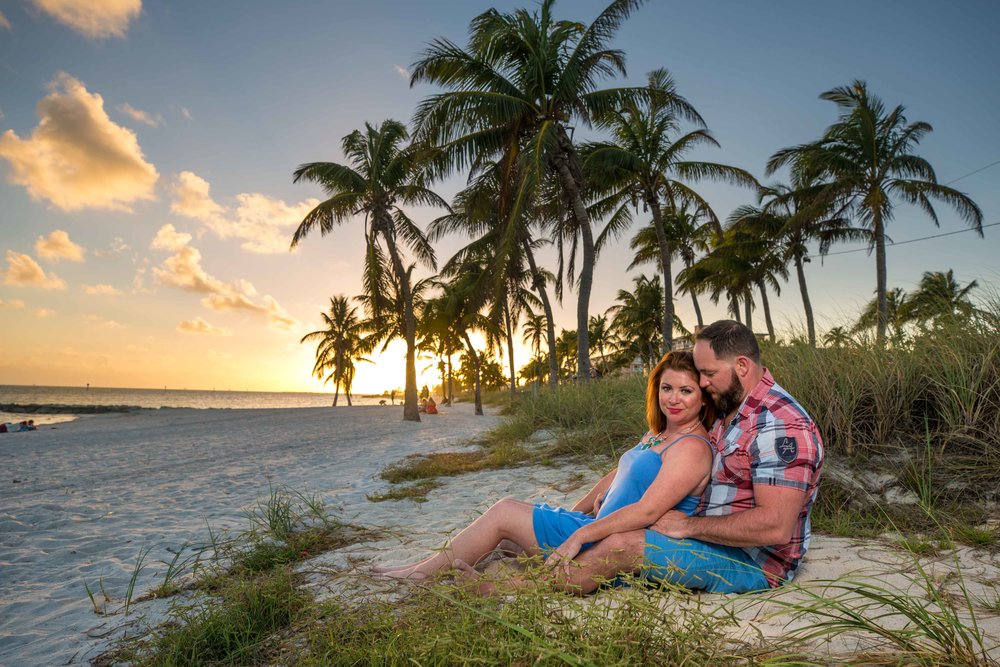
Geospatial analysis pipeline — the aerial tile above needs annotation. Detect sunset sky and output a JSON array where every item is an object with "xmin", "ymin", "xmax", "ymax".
[{"xmin": 1, "ymin": 0, "xmax": 998, "ymax": 394}]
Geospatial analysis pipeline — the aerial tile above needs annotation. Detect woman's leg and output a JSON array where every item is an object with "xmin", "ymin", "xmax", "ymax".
[{"xmin": 378, "ymin": 498, "xmax": 540, "ymax": 580}]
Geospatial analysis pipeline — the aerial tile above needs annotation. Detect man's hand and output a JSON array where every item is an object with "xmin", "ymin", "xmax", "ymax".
[
  {"xmin": 649, "ymin": 510, "xmax": 692, "ymax": 538},
  {"xmin": 592, "ymin": 494, "xmax": 604, "ymax": 516}
]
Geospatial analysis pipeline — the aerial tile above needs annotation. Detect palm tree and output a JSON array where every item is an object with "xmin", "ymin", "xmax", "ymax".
[
  {"xmin": 607, "ymin": 274, "xmax": 663, "ymax": 370},
  {"xmin": 430, "ymin": 168, "xmax": 561, "ymax": 390},
  {"xmin": 854, "ymin": 287, "xmax": 909, "ymax": 344},
  {"xmin": 584, "ymin": 68, "xmax": 755, "ymax": 351},
  {"xmin": 521, "ymin": 309, "xmax": 548, "ymax": 390},
  {"xmin": 754, "ymin": 179, "xmax": 866, "ymax": 346},
  {"xmin": 291, "ymin": 120, "xmax": 448, "ymax": 421},
  {"xmin": 901, "ymin": 269, "xmax": 979, "ymax": 328},
  {"xmin": 822, "ymin": 326, "xmax": 854, "ymax": 348},
  {"xmin": 300, "ymin": 295, "xmax": 372, "ymax": 406},
  {"xmin": 411, "ymin": 0, "xmax": 658, "ymax": 382},
  {"xmin": 768, "ymin": 81, "xmax": 983, "ymax": 345},
  {"xmin": 588, "ymin": 314, "xmax": 614, "ymax": 376}
]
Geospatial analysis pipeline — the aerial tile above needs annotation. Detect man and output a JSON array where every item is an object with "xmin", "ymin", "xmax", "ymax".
[{"xmin": 565, "ymin": 319, "xmax": 824, "ymax": 594}]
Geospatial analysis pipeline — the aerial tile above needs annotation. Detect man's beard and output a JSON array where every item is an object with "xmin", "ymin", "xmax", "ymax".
[{"xmin": 714, "ymin": 369, "xmax": 744, "ymax": 416}]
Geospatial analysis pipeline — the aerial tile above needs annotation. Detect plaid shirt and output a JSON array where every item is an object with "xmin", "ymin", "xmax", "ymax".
[{"xmin": 700, "ymin": 369, "xmax": 824, "ymax": 586}]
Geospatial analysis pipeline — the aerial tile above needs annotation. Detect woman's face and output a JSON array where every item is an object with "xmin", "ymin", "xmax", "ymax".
[{"xmin": 658, "ymin": 368, "xmax": 704, "ymax": 428}]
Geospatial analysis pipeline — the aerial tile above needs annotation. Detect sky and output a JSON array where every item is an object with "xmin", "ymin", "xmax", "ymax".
[{"xmin": 1, "ymin": 0, "xmax": 998, "ymax": 395}]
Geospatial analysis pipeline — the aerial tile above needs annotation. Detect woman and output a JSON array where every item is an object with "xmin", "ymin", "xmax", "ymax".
[{"xmin": 373, "ymin": 351, "xmax": 715, "ymax": 591}]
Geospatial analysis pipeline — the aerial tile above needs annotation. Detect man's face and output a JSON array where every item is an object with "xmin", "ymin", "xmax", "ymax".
[{"xmin": 693, "ymin": 340, "xmax": 745, "ymax": 416}]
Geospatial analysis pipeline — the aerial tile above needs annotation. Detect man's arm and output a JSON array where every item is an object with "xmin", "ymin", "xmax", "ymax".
[{"xmin": 649, "ymin": 484, "xmax": 807, "ymax": 547}]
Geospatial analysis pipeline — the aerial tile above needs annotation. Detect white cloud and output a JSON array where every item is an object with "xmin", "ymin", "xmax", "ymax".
[
  {"xmin": 177, "ymin": 317, "xmax": 231, "ymax": 336},
  {"xmin": 82, "ymin": 283, "xmax": 120, "ymax": 295},
  {"xmin": 36, "ymin": 229, "xmax": 86, "ymax": 262},
  {"xmin": 169, "ymin": 171, "xmax": 318, "ymax": 254},
  {"xmin": 0, "ymin": 298, "xmax": 26, "ymax": 309},
  {"xmin": 118, "ymin": 102, "xmax": 162, "ymax": 127},
  {"xmin": 0, "ymin": 10, "xmax": 12, "ymax": 30},
  {"xmin": 30, "ymin": 0, "xmax": 141, "ymax": 39},
  {"xmin": 178, "ymin": 106, "xmax": 192, "ymax": 120},
  {"xmin": 394, "ymin": 64, "xmax": 410, "ymax": 79},
  {"xmin": 82, "ymin": 314, "xmax": 123, "ymax": 327},
  {"xmin": 152, "ymin": 238, "xmax": 296, "ymax": 329},
  {"xmin": 3, "ymin": 251, "xmax": 67, "ymax": 289},
  {"xmin": 0, "ymin": 72, "xmax": 158, "ymax": 212},
  {"xmin": 35, "ymin": 307, "xmax": 56, "ymax": 317},
  {"xmin": 150, "ymin": 223, "xmax": 192, "ymax": 252}
]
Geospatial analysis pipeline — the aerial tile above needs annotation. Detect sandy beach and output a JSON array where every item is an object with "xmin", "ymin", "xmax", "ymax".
[{"xmin": 2, "ymin": 405, "xmax": 998, "ymax": 664}]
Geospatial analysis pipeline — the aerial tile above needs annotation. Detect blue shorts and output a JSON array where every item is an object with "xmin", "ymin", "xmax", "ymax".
[{"xmin": 641, "ymin": 532, "xmax": 770, "ymax": 593}]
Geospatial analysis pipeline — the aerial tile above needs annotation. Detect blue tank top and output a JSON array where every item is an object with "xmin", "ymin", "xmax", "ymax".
[{"xmin": 596, "ymin": 434, "xmax": 711, "ymax": 519}]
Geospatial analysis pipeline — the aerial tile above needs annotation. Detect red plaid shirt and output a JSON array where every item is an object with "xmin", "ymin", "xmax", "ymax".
[{"xmin": 700, "ymin": 369, "xmax": 824, "ymax": 586}]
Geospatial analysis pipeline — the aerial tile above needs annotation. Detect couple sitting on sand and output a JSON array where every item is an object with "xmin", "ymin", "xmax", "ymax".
[{"xmin": 376, "ymin": 320, "xmax": 824, "ymax": 595}]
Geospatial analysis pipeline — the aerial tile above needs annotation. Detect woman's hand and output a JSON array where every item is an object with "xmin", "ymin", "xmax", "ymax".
[{"xmin": 546, "ymin": 536, "xmax": 584, "ymax": 573}]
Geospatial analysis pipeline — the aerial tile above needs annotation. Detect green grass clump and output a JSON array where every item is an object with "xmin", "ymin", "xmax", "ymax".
[
  {"xmin": 380, "ymin": 442, "xmax": 530, "ymax": 484},
  {"xmin": 299, "ymin": 579, "xmax": 757, "ymax": 665},
  {"xmin": 136, "ymin": 569, "xmax": 306, "ymax": 666},
  {"xmin": 367, "ymin": 479, "xmax": 442, "ymax": 503}
]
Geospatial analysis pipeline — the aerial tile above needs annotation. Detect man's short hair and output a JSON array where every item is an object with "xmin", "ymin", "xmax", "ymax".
[{"xmin": 696, "ymin": 320, "xmax": 760, "ymax": 364}]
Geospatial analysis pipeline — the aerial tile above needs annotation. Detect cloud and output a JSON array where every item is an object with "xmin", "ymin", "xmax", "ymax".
[
  {"xmin": 35, "ymin": 308, "xmax": 56, "ymax": 317},
  {"xmin": 30, "ymin": 0, "xmax": 141, "ymax": 39},
  {"xmin": 0, "ymin": 298, "xmax": 26, "ymax": 309},
  {"xmin": 152, "ymin": 238, "xmax": 296, "ymax": 329},
  {"xmin": 150, "ymin": 223, "xmax": 192, "ymax": 251},
  {"xmin": 394, "ymin": 64, "xmax": 410, "ymax": 79},
  {"xmin": 3, "ymin": 251, "xmax": 67, "ymax": 289},
  {"xmin": 178, "ymin": 106, "xmax": 192, "ymax": 120},
  {"xmin": 0, "ymin": 10, "xmax": 11, "ymax": 30},
  {"xmin": 82, "ymin": 314, "xmax": 123, "ymax": 327},
  {"xmin": 36, "ymin": 229, "xmax": 86, "ymax": 262},
  {"xmin": 0, "ymin": 72, "xmax": 158, "ymax": 212},
  {"xmin": 169, "ymin": 171, "xmax": 318, "ymax": 254},
  {"xmin": 177, "ymin": 317, "xmax": 231, "ymax": 336},
  {"xmin": 93, "ymin": 236, "xmax": 129, "ymax": 258},
  {"xmin": 118, "ymin": 102, "xmax": 162, "ymax": 127},
  {"xmin": 82, "ymin": 283, "xmax": 120, "ymax": 295}
]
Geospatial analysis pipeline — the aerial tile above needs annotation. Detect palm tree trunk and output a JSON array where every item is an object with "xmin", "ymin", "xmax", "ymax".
[
  {"xmin": 649, "ymin": 197, "xmax": 674, "ymax": 352},
  {"xmin": 447, "ymin": 349, "xmax": 454, "ymax": 404},
  {"xmin": 381, "ymin": 225, "xmax": 420, "ymax": 422},
  {"xmin": 461, "ymin": 331, "xmax": 484, "ymax": 416},
  {"xmin": 503, "ymin": 302, "xmax": 517, "ymax": 397},
  {"xmin": 552, "ymin": 136, "xmax": 592, "ymax": 382},
  {"xmin": 522, "ymin": 239, "xmax": 559, "ymax": 389},
  {"xmin": 730, "ymin": 292, "xmax": 741, "ymax": 323},
  {"xmin": 757, "ymin": 280, "xmax": 775, "ymax": 342},
  {"xmin": 685, "ymin": 258, "xmax": 704, "ymax": 328},
  {"xmin": 744, "ymin": 292, "xmax": 753, "ymax": 332},
  {"xmin": 794, "ymin": 253, "xmax": 816, "ymax": 347},
  {"xmin": 332, "ymin": 383, "xmax": 339, "ymax": 407},
  {"xmin": 874, "ymin": 213, "xmax": 889, "ymax": 347}
]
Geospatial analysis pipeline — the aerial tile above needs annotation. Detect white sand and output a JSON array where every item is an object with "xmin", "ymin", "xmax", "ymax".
[{"xmin": 1, "ymin": 405, "xmax": 997, "ymax": 664}]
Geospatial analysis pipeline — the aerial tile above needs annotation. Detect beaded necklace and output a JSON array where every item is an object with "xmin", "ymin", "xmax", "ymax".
[{"xmin": 638, "ymin": 427, "xmax": 702, "ymax": 451}]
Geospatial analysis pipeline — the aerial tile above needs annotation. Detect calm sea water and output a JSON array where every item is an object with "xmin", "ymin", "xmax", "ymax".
[{"xmin": 0, "ymin": 385, "xmax": 386, "ymax": 424}]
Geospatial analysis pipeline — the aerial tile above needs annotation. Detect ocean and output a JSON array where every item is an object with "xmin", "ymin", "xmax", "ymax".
[{"xmin": 0, "ymin": 385, "xmax": 388, "ymax": 424}]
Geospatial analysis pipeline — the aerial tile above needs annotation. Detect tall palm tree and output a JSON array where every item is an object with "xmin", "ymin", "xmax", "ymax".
[
  {"xmin": 584, "ymin": 68, "xmax": 755, "ymax": 351},
  {"xmin": 768, "ymin": 81, "xmax": 983, "ymax": 345},
  {"xmin": 752, "ymin": 179, "xmax": 866, "ymax": 346},
  {"xmin": 588, "ymin": 314, "xmax": 614, "ymax": 376},
  {"xmin": 411, "ymin": 0, "xmax": 658, "ymax": 382},
  {"xmin": 521, "ymin": 309, "xmax": 548, "ymax": 390},
  {"xmin": 291, "ymin": 120, "xmax": 448, "ymax": 421},
  {"xmin": 901, "ymin": 269, "xmax": 979, "ymax": 328},
  {"xmin": 300, "ymin": 295, "xmax": 372, "ymax": 406}
]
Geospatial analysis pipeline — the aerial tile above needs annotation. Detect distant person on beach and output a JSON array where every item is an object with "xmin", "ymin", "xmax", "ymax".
[
  {"xmin": 425, "ymin": 396, "xmax": 438, "ymax": 414},
  {"xmin": 1, "ymin": 420, "xmax": 35, "ymax": 433},
  {"xmin": 372, "ymin": 350, "xmax": 716, "ymax": 586},
  {"xmin": 538, "ymin": 319, "xmax": 825, "ymax": 594}
]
